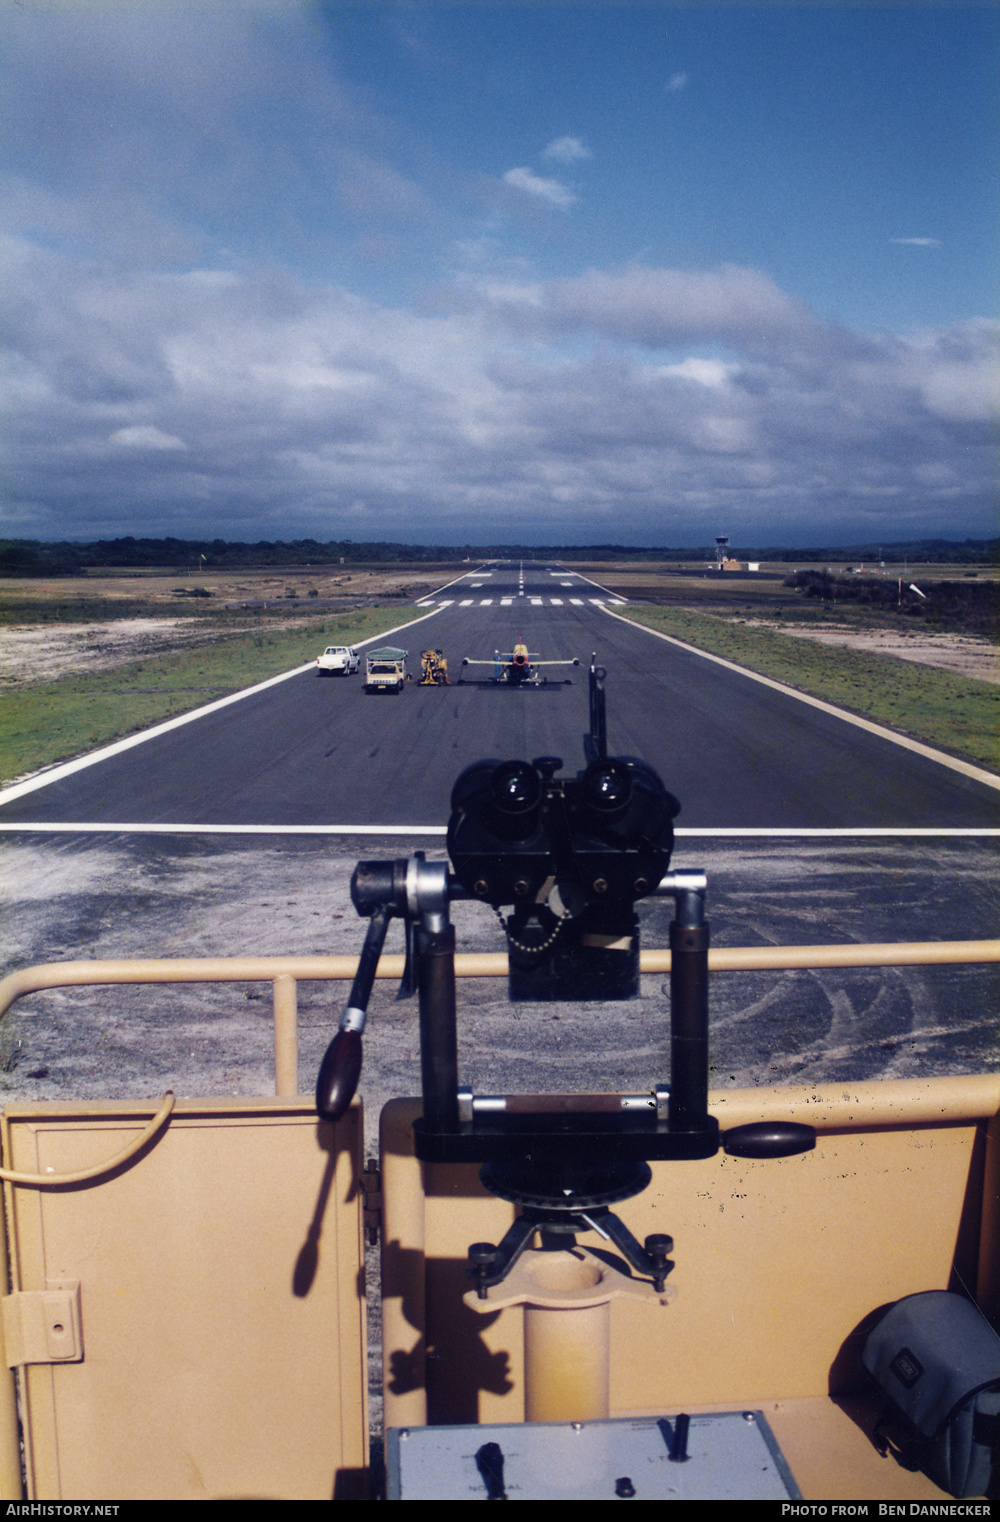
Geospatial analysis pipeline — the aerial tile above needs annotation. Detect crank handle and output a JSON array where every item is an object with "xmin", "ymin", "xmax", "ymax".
[{"xmin": 316, "ymin": 907, "xmax": 391, "ymax": 1122}]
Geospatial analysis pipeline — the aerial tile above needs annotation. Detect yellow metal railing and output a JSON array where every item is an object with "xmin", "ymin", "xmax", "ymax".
[{"xmin": 1, "ymin": 940, "xmax": 997, "ymax": 1097}]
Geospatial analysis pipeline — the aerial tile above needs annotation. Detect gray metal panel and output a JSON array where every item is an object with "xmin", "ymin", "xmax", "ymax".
[{"xmin": 387, "ymin": 1411, "xmax": 801, "ymax": 1500}]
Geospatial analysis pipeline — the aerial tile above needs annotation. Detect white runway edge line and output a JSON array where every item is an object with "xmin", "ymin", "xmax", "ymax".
[
  {"xmin": 600, "ymin": 604, "xmax": 1000, "ymax": 795},
  {"xmin": 0, "ymin": 824, "xmax": 996, "ymax": 838},
  {"xmin": 0, "ymin": 605, "xmax": 445, "ymax": 808},
  {"xmin": 416, "ymin": 562, "xmax": 493, "ymax": 604},
  {"xmin": 559, "ymin": 565, "xmax": 627, "ymax": 602}
]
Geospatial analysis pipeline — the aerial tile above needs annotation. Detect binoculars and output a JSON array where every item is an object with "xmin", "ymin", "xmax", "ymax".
[{"xmin": 447, "ymin": 752, "xmax": 681, "ymax": 1001}]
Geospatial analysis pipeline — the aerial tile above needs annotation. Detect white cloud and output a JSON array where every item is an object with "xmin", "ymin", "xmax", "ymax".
[
  {"xmin": 0, "ymin": 1, "xmax": 993, "ymax": 547},
  {"xmin": 913, "ymin": 338, "xmax": 1000, "ymax": 424},
  {"xmin": 0, "ymin": 1, "xmax": 433, "ymax": 273},
  {"xmin": 543, "ymin": 136, "xmax": 591, "ymax": 164},
  {"xmin": 485, "ymin": 263, "xmax": 820, "ymax": 348},
  {"xmin": 502, "ymin": 167, "xmax": 576, "ymax": 210},
  {"xmin": 3, "ymin": 244, "xmax": 995, "ymax": 544},
  {"xmin": 110, "ymin": 426, "xmax": 187, "ymax": 451},
  {"xmin": 657, "ymin": 358, "xmax": 737, "ymax": 389},
  {"xmin": 890, "ymin": 238, "xmax": 941, "ymax": 247},
  {"xmin": 693, "ymin": 415, "xmax": 752, "ymax": 453}
]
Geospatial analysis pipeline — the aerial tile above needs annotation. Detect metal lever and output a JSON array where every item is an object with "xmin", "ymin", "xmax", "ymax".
[
  {"xmin": 584, "ymin": 654, "xmax": 608, "ymax": 764},
  {"xmin": 316, "ymin": 906, "xmax": 391, "ymax": 1121},
  {"xmin": 397, "ymin": 916, "xmax": 417, "ymax": 1000},
  {"xmin": 475, "ymin": 1441, "xmax": 507, "ymax": 1501}
]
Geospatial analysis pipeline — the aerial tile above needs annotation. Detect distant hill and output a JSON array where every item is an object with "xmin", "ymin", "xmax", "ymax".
[{"xmin": 0, "ymin": 534, "xmax": 996, "ymax": 576}]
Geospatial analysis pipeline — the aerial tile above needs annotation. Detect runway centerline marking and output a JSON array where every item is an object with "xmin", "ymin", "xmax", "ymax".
[{"xmin": 600, "ymin": 604, "xmax": 1000, "ymax": 794}]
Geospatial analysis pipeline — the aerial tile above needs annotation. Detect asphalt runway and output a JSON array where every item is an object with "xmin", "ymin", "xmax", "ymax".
[{"xmin": 1, "ymin": 561, "xmax": 997, "ymax": 831}]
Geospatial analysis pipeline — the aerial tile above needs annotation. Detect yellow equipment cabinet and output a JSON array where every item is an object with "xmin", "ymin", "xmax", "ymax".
[
  {"xmin": 0, "ymin": 1097, "xmax": 367, "ymax": 1500},
  {"xmin": 0, "ymin": 941, "xmax": 996, "ymax": 1501},
  {"xmin": 379, "ymin": 1077, "xmax": 999, "ymax": 1502}
]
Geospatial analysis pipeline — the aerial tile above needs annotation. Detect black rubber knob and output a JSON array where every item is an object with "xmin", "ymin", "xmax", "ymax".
[
  {"xmin": 722, "ymin": 1121, "xmax": 816, "ymax": 1158},
  {"xmin": 316, "ymin": 1029, "xmax": 362, "ymax": 1122}
]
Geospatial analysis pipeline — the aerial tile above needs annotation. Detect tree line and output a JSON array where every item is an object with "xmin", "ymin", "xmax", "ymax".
[{"xmin": 0, "ymin": 535, "xmax": 995, "ymax": 577}]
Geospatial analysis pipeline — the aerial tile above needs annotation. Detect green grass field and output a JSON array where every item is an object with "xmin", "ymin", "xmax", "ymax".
[
  {"xmin": 0, "ymin": 607, "xmax": 433, "ymax": 785},
  {"xmin": 618, "ymin": 607, "xmax": 999, "ymax": 773}
]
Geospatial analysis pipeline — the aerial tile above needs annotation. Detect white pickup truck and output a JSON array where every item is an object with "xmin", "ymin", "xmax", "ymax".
[{"xmin": 316, "ymin": 645, "xmax": 360, "ymax": 677}]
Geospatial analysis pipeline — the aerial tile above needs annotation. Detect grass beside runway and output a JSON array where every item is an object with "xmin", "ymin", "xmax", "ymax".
[
  {"xmin": 618, "ymin": 606, "xmax": 1000, "ymax": 773},
  {"xmin": 0, "ymin": 607, "xmax": 434, "ymax": 785}
]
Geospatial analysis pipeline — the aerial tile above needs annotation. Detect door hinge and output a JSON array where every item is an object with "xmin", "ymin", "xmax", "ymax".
[
  {"xmin": 2, "ymin": 1281, "xmax": 83, "ymax": 1367},
  {"xmin": 361, "ymin": 1160, "xmax": 381, "ymax": 1245}
]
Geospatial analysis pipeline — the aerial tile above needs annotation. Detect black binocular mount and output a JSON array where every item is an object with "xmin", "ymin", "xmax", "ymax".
[{"xmin": 316, "ymin": 661, "xmax": 814, "ymax": 1295}]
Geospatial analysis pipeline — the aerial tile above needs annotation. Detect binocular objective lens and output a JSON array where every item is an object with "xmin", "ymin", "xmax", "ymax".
[
  {"xmin": 585, "ymin": 761, "xmax": 632, "ymax": 812},
  {"xmin": 491, "ymin": 761, "xmax": 542, "ymax": 814}
]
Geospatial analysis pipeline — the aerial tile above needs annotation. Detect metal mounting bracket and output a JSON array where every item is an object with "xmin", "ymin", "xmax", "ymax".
[{"xmin": 2, "ymin": 1281, "xmax": 83, "ymax": 1367}]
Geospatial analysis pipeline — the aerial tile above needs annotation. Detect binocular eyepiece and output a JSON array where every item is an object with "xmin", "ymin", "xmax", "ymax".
[
  {"xmin": 447, "ymin": 753, "xmax": 680, "ymax": 1002},
  {"xmin": 448, "ymin": 753, "xmax": 680, "ymax": 908}
]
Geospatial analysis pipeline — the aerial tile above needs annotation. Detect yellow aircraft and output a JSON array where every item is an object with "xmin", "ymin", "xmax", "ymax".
[{"xmin": 460, "ymin": 640, "xmax": 579, "ymax": 685}]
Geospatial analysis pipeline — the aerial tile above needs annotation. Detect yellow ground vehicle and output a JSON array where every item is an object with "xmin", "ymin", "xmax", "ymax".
[
  {"xmin": 365, "ymin": 646, "xmax": 408, "ymax": 694},
  {"xmin": 419, "ymin": 649, "xmax": 449, "ymax": 685}
]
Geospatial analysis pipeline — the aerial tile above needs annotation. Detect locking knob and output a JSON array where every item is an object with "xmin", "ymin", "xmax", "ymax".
[
  {"xmin": 644, "ymin": 1233, "xmax": 675, "ymax": 1293},
  {"xmin": 468, "ymin": 1241, "xmax": 500, "ymax": 1300}
]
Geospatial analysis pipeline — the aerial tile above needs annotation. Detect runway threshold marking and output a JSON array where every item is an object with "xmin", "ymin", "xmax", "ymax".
[
  {"xmin": 422, "ymin": 597, "xmax": 588, "ymax": 607},
  {"xmin": 415, "ymin": 564, "xmax": 493, "ymax": 603},
  {"xmin": 0, "ymin": 823, "xmax": 996, "ymax": 838},
  {"xmin": 600, "ymin": 604, "xmax": 1000, "ymax": 795},
  {"xmin": 558, "ymin": 567, "xmax": 626, "ymax": 601},
  {"xmin": 0, "ymin": 605, "xmax": 446, "ymax": 809}
]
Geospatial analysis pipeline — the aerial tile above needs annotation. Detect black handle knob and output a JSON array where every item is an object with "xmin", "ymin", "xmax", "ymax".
[
  {"xmin": 316, "ymin": 1028, "xmax": 363, "ymax": 1122},
  {"xmin": 722, "ymin": 1121, "xmax": 816, "ymax": 1158},
  {"xmin": 475, "ymin": 1441, "xmax": 507, "ymax": 1501}
]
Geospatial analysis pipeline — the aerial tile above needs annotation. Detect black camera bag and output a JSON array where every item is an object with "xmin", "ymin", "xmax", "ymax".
[{"xmin": 861, "ymin": 1290, "xmax": 999, "ymax": 1497}]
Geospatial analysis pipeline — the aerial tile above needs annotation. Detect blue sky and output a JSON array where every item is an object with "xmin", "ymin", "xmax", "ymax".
[{"xmin": 2, "ymin": 1, "xmax": 997, "ymax": 548}]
